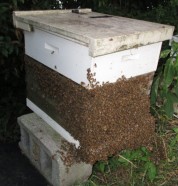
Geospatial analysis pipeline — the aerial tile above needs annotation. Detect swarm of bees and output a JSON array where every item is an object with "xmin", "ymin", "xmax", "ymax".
[{"xmin": 25, "ymin": 55, "xmax": 155, "ymax": 164}]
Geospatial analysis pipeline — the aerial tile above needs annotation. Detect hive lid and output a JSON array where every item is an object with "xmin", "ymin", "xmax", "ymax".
[{"xmin": 13, "ymin": 9, "xmax": 174, "ymax": 57}]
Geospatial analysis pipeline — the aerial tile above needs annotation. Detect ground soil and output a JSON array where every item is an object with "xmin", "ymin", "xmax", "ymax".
[
  {"xmin": 25, "ymin": 55, "xmax": 155, "ymax": 164},
  {"xmin": 0, "ymin": 142, "xmax": 50, "ymax": 186}
]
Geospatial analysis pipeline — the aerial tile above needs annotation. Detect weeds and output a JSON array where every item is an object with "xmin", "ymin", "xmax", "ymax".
[
  {"xmin": 151, "ymin": 41, "xmax": 178, "ymax": 119},
  {"xmin": 74, "ymin": 118, "xmax": 178, "ymax": 186}
]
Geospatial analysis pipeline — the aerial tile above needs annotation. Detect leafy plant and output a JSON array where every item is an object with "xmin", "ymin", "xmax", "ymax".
[
  {"xmin": 92, "ymin": 146, "xmax": 157, "ymax": 183},
  {"xmin": 118, "ymin": 147, "xmax": 157, "ymax": 183},
  {"xmin": 72, "ymin": 122, "xmax": 178, "ymax": 186},
  {"xmin": 0, "ymin": 0, "xmax": 62, "ymax": 143},
  {"xmin": 151, "ymin": 41, "xmax": 178, "ymax": 118}
]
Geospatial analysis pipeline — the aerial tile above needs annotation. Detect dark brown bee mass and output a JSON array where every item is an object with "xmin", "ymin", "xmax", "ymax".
[{"xmin": 25, "ymin": 55, "xmax": 155, "ymax": 164}]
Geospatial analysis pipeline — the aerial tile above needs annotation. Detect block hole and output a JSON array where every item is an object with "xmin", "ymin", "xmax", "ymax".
[
  {"xmin": 40, "ymin": 149, "xmax": 52, "ymax": 181},
  {"xmin": 30, "ymin": 138, "xmax": 40, "ymax": 167},
  {"xmin": 21, "ymin": 128, "xmax": 30, "ymax": 154}
]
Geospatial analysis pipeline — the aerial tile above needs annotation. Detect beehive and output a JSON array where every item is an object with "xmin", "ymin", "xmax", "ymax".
[{"xmin": 13, "ymin": 9, "xmax": 174, "ymax": 163}]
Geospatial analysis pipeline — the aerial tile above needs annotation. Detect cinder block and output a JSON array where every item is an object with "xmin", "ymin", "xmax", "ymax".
[{"xmin": 18, "ymin": 113, "xmax": 92, "ymax": 186}]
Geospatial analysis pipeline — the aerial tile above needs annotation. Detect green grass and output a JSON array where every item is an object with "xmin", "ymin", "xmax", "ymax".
[{"xmin": 75, "ymin": 118, "xmax": 178, "ymax": 186}]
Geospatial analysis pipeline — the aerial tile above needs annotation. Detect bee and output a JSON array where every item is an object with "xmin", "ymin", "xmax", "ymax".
[
  {"xmin": 80, "ymin": 82, "xmax": 85, "ymax": 86},
  {"xmin": 51, "ymin": 154, "xmax": 56, "ymax": 160}
]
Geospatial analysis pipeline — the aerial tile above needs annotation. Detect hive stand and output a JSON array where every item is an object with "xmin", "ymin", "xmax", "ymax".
[{"xmin": 18, "ymin": 113, "xmax": 92, "ymax": 186}]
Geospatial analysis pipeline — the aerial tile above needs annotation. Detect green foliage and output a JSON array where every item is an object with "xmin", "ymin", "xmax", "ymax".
[
  {"xmin": 0, "ymin": 1, "xmax": 24, "ymax": 142},
  {"xmin": 75, "ymin": 124, "xmax": 178, "ymax": 186},
  {"xmin": 0, "ymin": 3, "xmax": 21, "ymax": 60},
  {"xmin": 151, "ymin": 41, "xmax": 178, "ymax": 118},
  {"xmin": 0, "ymin": 0, "xmax": 61, "ymax": 143},
  {"xmin": 94, "ymin": 160, "xmax": 108, "ymax": 173},
  {"xmin": 118, "ymin": 147, "xmax": 157, "ymax": 183},
  {"xmin": 168, "ymin": 127, "xmax": 178, "ymax": 161},
  {"xmin": 93, "ymin": 147, "xmax": 157, "ymax": 183},
  {"xmin": 91, "ymin": 0, "xmax": 178, "ymax": 34}
]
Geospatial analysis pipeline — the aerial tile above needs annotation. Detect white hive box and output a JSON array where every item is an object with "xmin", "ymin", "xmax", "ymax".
[
  {"xmin": 13, "ymin": 9, "xmax": 174, "ymax": 87},
  {"xmin": 13, "ymin": 9, "xmax": 174, "ymax": 151}
]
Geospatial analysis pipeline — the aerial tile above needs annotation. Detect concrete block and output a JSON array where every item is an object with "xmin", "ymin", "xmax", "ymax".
[{"xmin": 18, "ymin": 113, "xmax": 92, "ymax": 186}]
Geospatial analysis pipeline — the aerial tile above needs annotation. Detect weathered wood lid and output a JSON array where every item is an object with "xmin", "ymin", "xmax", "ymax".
[{"xmin": 13, "ymin": 9, "xmax": 174, "ymax": 57}]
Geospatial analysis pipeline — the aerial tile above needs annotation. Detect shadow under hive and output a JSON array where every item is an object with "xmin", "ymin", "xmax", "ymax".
[{"xmin": 25, "ymin": 55, "xmax": 155, "ymax": 164}]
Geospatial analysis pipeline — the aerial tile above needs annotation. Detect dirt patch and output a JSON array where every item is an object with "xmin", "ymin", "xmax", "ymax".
[
  {"xmin": 93, "ymin": 166, "xmax": 131, "ymax": 186},
  {"xmin": 25, "ymin": 55, "xmax": 155, "ymax": 164}
]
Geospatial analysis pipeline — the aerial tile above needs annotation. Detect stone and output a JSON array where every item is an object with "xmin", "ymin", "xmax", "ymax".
[{"xmin": 18, "ymin": 113, "xmax": 92, "ymax": 186}]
